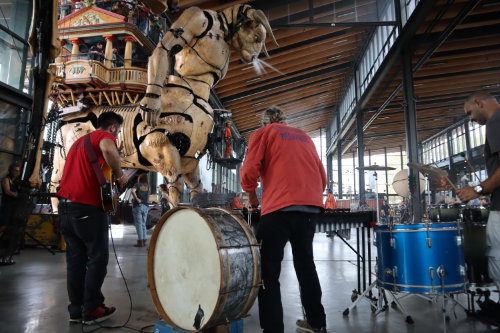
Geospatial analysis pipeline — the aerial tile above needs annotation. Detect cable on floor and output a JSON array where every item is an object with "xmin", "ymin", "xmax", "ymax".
[{"xmin": 80, "ymin": 223, "xmax": 157, "ymax": 333}]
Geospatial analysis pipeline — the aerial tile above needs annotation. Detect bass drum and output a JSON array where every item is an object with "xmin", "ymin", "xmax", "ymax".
[{"xmin": 147, "ymin": 206, "xmax": 260, "ymax": 332}]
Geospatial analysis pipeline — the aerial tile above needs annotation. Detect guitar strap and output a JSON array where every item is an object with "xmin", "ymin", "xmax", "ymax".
[{"xmin": 84, "ymin": 133, "xmax": 107, "ymax": 185}]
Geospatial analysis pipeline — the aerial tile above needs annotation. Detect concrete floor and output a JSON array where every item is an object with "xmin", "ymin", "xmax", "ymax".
[{"xmin": 0, "ymin": 223, "xmax": 498, "ymax": 333}]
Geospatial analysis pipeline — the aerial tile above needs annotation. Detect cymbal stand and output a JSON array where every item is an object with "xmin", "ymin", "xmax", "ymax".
[{"xmin": 343, "ymin": 281, "xmax": 414, "ymax": 324}]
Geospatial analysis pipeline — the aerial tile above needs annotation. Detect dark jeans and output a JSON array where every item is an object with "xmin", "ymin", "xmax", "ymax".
[
  {"xmin": 58, "ymin": 201, "xmax": 110, "ymax": 317},
  {"xmin": 256, "ymin": 210, "xmax": 326, "ymax": 333}
]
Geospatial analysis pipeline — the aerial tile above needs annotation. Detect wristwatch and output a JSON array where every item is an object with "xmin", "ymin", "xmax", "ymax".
[{"xmin": 474, "ymin": 185, "xmax": 484, "ymax": 195}]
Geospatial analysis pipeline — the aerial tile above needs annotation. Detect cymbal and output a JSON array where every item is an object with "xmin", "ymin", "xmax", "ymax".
[
  {"xmin": 407, "ymin": 162, "xmax": 448, "ymax": 176},
  {"xmin": 356, "ymin": 165, "xmax": 396, "ymax": 171}
]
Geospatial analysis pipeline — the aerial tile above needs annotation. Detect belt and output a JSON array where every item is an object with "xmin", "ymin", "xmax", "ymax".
[{"xmin": 59, "ymin": 198, "xmax": 75, "ymax": 203}]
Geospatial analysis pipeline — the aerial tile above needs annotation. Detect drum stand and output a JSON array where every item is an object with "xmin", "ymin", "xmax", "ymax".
[{"xmin": 343, "ymin": 281, "xmax": 414, "ymax": 324}]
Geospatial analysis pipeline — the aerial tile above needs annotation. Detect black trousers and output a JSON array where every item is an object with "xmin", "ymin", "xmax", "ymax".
[
  {"xmin": 58, "ymin": 201, "xmax": 109, "ymax": 317},
  {"xmin": 256, "ymin": 210, "xmax": 326, "ymax": 333}
]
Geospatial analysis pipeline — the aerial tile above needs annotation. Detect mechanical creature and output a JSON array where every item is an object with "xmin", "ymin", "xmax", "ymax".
[{"xmin": 48, "ymin": 4, "xmax": 277, "ymax": 209}]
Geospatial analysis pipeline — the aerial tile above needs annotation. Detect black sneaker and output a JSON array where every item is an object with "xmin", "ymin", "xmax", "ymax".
[
  {"xmin": 69, "ymin": 315, "xmax": 82, "ymax": 324},
  {"xmin": 82, "ymin": 304, "xmax": 116, "ymax": 325},
  {"xmin": 296, "ymin": 319, "xmax": 327, "ymax": 333}
]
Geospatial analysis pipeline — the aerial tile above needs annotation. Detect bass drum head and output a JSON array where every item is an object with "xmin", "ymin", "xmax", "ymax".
[{"xmin": 148, "ymin": 208, "xmax": 221, "ymax": 331}]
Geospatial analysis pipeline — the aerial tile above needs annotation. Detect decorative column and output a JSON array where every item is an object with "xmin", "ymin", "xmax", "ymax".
[
  {"xmin": 69, "ymin": 38, "xmax": 82, "ymax": 60},
  {"xmin": 124, "ymin": 36, "xmax": 136, "ymax": 67},
  {"xmin": 103, "ymin": 35, "xmax": 115, "ymax": 67}
]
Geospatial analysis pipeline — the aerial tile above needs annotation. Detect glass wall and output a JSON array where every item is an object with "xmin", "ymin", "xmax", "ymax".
[
  {"xmin": 0, "ymin": 99, "xmax": 28, "ymax": 178},
  {"xmin": 0, "ymin": 0, "xmax": 33, "ymax": 91},
  {"xmin": 422, "ymin": 121, "xmax": 485, "ymax": 165},
  {"xmin": 0, "ymin": 1, "xmax": 33, "ymax": 181},
  {"xmin": 422, "ymin": 133, "xmax": 448, "ymax": 164}
]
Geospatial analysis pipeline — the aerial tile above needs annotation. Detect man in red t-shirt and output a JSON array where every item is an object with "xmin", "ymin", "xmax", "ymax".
[
  {"xmin": 240, "ymin": 106, "xmax": 327, "ymax": 333},
  {"xmin": 57, "ymin": 112, "xmax": 129, "ymax": 325}
]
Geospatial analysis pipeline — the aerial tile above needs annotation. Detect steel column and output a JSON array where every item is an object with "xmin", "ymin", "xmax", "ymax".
[
  {"xmin": 338, "ymin": 140, "xmax": 343, "ymax": 199},
  {"xmin": 357, "ymin": 112, "xmax": 366, "ymax": 206},
  {"xmin": 401, "ymin": 47, "xmax": 422, "ymax": 223}
]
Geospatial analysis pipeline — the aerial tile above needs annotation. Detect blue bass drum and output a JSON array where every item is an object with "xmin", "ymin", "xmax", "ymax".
[{"xmin": 375, "ymin": 223, "xmax": 467, "ymax": 293}]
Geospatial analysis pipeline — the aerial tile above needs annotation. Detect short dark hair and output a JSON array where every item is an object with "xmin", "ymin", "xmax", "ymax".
[
  {"xmin": 465, "ymin": 91, "xmax": 496, "ymax": 105},
  {"xmin": 8, "ymin": 162, "xmax": 22, "ymax": 177},
  {"xmin": 97, "ymin": 112, "xmax": 123, "ymax": 130},
  {"xmin": 138, "ymin": 173, "xmax": 148, "ymax": 183}
]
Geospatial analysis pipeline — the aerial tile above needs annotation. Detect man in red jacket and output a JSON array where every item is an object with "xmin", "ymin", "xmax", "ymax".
[
  {"xmin": 57, "ymin": 112, "xmax": 129, "ymax": 325},
  {"xmin": 240, "ymin": 106, "xmax": 327, "ymax": 333}
]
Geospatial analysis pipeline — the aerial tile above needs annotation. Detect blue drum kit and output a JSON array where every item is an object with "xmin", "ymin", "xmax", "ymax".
[
  {"xmin": 375, "ymin": 204, "xmax": 491, "ymax": 293},
  {"xmin": 346, "ymin": 163, "xmax": 494, "ymax": 329}
]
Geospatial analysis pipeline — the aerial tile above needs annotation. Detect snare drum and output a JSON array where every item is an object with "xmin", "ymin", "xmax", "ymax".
[
  {"xmin": 375, "ymin": 223, "xmax": 467, "ymax": 293},
  {"xmin": 148, "ymin": 207, "xmax": 261, "ymax": 331}
]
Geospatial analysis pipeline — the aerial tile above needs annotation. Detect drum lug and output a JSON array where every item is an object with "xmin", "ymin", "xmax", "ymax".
[
  {"xmin": 390, "ymin": 237, "xmax": 396, "ymax": 249},
  {"xmin": 456, "ymin": 235, "xmax": 463, "ymax": 247},
  {"xmin": 427, "ymin": 237, "xmax": 432, "ymax": 248},
  {"xmin": 459, "ymin": 265, "xmax": 466, "ymax": 277},
  {"xmin": 383, "ymin": 266, "xmax": 398, "ymax": 279}
]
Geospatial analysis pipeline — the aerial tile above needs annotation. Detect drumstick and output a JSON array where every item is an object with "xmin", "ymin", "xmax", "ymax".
[{"xmin": 432, "ymin": 161, "xmax": 458, "ymax": 191}]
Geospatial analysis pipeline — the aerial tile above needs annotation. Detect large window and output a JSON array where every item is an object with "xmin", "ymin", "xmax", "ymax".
[
  {"xmin": 0, "ymin": 0, "xmax": 33, "ymax": 91},
  {"xmin": 450, "ymin": 125, "xmax": 466, "ymax": 155},
  {"xmin": 0, "ymin": 99, "xmax": 28, "ymax": 176},
  {"xmin": 422, "ymin": 133, "xmax": 448, "ymax": 164},
  {"xmin": 469, "ymin": 121, "xmax": 485, "ymax": 149}
]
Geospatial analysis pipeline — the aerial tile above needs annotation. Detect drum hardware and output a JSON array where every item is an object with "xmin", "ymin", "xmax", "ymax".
[
  {"xmin": 429, "ymin": 267, "xmax": 435, "ymax": 293},
  {"xmin": 390, "ymin": 237, "xmax": 395, "ymax": 249},
  {"xmin": 343, "ymin": 280, "xmax": 414, "ymax": 323},
  {"xmin": 425, "ymin": 221, "xmax": 432, "ymax": 248}
]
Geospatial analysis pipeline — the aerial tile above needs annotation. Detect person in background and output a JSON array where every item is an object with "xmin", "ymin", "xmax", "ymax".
[
  {"xmin": 240, "ymin": 105, "xmax": 327, "ymax": 333},
  {"xmin": 111, "ymin": 48, "xmax": 123, "ymax": 68},
  {"xmin": 131, "ymin": 173, "xmax": 150, "ymax": 247},
  {"xmin": 88, "ymin": 41, "xmax": 105, "ymax": 62},
  {"xmin": 457, "ymin": 92, "xmax": 500, "ymax": 325},
  {"xmin": 480, "ymin": 196, "xmax": 490, "ymax": 207},
  {"xmin": 159, "ymin": 184, "xmax": 173, "ymax": 216},
  {"xmin": 0, "ymin": 162, "xmax": 22, "ymax": 265},
  {"xmin": 147, "ymin": 14, "xmax": 165, "ymax": 43},
  {"xmin": 469, "ymin": 197, "xmax": 481, "ymax": 206},
  {"xmin": 224, "ymin": 120, "xmax": 232, "ymax": 159},
  {"xmin": 57, "ymin": 112, "xmax": 128, "ymax": 324},
  {"xmin": 380, "ymin": 199, "xmax": 390, "ymax": 223},
  {"xmin": 438, "ymin": 195, "xmax": 446, "ymax": 204},
  {"xmin": 324, "ymin": 189, "xmax": 337, "ymax": 210},
  {"xmin": 232, "ymin": 192, "xmax": 244, "ymax": 210}
]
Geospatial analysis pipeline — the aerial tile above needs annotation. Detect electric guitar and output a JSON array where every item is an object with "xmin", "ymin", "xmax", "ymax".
[{"xmin": 100, "ymin": 164, "xmax": 118, "ymax": 214}]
